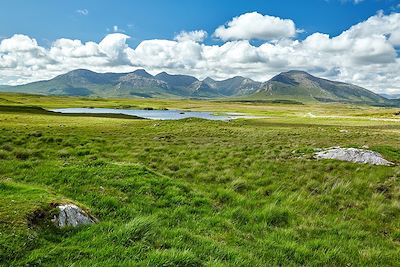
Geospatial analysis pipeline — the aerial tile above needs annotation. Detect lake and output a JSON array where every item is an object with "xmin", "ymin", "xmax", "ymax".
[{"xmin": 51, "ymin": 108, "xmax": 262, "ymax": 121}]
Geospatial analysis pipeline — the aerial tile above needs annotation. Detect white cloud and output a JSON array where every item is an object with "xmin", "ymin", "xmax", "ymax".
[
  {"xmin": 50, "ymin": 39, "xmax": 101, "ymax": 58},
  {"xmin": 214, "ymin": 12, "xmax": 296, "ymax": 41},
  {"xmin": 99, "ymin": 33, "xmax": 132, "ymax": 65},
  {"xmin": 0, "ymin": 12, "xmax": 400, "ymax": 94},
  {"xmin": 76, "ymin": 9, "xmax": 89, "ymax": 16},
  {"xmin": 132, "ymin": 39, "xmax": 203, "ymax": 69},
  {"xmin": 0, "ymin": 33, "xmax": 134, "ymax": 84},
  {"xmin": 301, "ymin": 12, "xmax": 400, "ymax": 67},
  {"xmin": 0, "ymin": 34, "xmax": 41, "ymax": 52},
  {"xmin": 0, "ymin": 34, "xmax": 54, "ymax": 73},
  {"xmin": 174, "ymin": 30, "xmax": 207, "ymax": 43}
]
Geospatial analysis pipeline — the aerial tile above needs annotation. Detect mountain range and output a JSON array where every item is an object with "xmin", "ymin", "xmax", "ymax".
[{"xmin": 0, "ymin": 69, "xmax": 397, "ymax": 106}]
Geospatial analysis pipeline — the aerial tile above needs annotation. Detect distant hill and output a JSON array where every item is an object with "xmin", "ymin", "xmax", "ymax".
[
  {"xmin": 251, "ymin": 70, "xmax": 391, "ymax": 106},
  {"xmin": 1, "ymin": 69, "xmax": 262, "ymax": 99},
  {"xmin": 204, "ymin": 76, "xmax": 262, "ymax": 96},
  {"xmin": 379, "ymin": 93, "xmax": 400, "ymax": 100},
  {"xmin": 1, "ymin": 69, "xmax": 396, "ymax": 106},
  {"xmin": 0, "ymin": 69, "xmax": 176, "ymax": 98}
]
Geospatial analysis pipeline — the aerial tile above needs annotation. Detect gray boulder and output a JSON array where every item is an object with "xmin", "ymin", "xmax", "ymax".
[
  {"xmin": 315, "ymin": 147, "xmax": 394, "ymax": 166},
  {"xmin": 52, "ymin": 204, "xmax": 97, "ymax": 227}
]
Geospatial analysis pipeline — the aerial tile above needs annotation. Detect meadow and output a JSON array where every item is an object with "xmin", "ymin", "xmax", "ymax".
[{"xmin": 0, "ymin": 93, "xmax": 399, "ymax": 266}]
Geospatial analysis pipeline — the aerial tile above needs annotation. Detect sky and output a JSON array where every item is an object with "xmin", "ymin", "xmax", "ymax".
[{"xmin": 0, "ymin": 0, "xmax": 400, "ymax": 94}]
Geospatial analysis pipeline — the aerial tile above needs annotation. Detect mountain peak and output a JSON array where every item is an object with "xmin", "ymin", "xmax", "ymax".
[
  {"xmin": 258, "ymin": 69, "xmax": 387, "ymax": 104},
  {"xmin": 277, "ymin": 70, "xmax": 314, "ymax": 79},
  {"xmin": 132, "ymin": 69, "xmax": 153, "ymax": 78},
  {"xmin": 63, "ymin": 69, "xmax": 96, "ymax": 76},
  {"xmin": 56, "ymin": 69, "xmax": 99, "ymax": 82},
  {"xmin": 284, "ymin": 70, "xmax": 311, "ymax": 75},
  {"xmin": 155, "ymin": 72, "xmax": 198, "ymax": 87},
  {"xmin": 231, "ymin": 76, "xmax": 247, "ymax": 81},
  {"xmin": 203, "ymin": 77, "xmax": 215, "ymax": 83}
]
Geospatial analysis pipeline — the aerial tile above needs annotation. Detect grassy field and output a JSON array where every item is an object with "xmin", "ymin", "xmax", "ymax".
[{"xmin": 0, "ymin": 93, "xmax": 399, "ymax": 266}]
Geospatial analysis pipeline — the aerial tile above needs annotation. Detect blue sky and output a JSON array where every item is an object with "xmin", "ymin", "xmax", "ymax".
[
  {"xmin": 0, "ymin": 0, "xmax": 398, "ymax": 46},
  {"xmin": 0, "ymin": 0, "xmax": 400, "ymax": 94}
]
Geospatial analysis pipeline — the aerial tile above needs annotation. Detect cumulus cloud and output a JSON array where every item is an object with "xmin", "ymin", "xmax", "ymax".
[
  {"xmin": 0, "ymin": 12, "xmax": 400, "ymax": 94},
  {"xmin": 302, "ymin": 12, "xmax": 400, "ymax": 67},
  {"xmin": 99, "ymin": 33, "xmax": 132, "ymax": 64},
  {"xmin": 0, "ymin": 33, "xmax": 135, "ymax": 84},
  {"xmin": 0, "ymin": 34, "xmax": 41, "ymax": 53},
  {"xmin": 214, "ymin": 12, "xmax": 296, "ymax": 41},
  {"xmin": 174, "ymin": 30, "xmax": 207, "ymax": 43},
  {"xmin": 132, "ymin": 39, "xmax": 203, "ymax": 70},
  {"xmin": 0, "ymin": 34, "xmax": 55, "ymax": 73}
]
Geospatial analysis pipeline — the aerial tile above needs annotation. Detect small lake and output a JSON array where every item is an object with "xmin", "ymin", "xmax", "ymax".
[{"xmin": 51, "ymin": 108, "xmax": 261, "ymax": 121}]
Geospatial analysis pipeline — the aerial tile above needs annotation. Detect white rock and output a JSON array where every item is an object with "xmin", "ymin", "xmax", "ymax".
[
  {"xmin": 53, "ymin": 204, "xmax": 96, "ymax": 228},
  {"xmin": 314, "ymin": 147, "xmax": 394, "ymax": 166}
]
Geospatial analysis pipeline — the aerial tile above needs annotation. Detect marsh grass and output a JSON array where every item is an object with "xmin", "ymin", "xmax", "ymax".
[{"xmin": 0, "ymin": 95, "xmax": 399, "ymax": 266}]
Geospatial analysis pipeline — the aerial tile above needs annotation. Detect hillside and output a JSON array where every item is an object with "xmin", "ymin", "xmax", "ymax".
[
  {"xmin": 252, "ymin": 71, "xmax": 390, "ymax": 105},
  {"xmin": 1, "ymin": 69, "xmax": 396, "ymax": 106},
  {"xmin": 380, "ymin": 93, "xmax": 400, "ymax": 100}
]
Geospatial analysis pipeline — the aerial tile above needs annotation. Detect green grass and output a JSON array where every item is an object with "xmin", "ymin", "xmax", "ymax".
[
  {"xmin": 0, "ymin": 93, "xmax": 399, "ymax": 266},
  {"xmin": 0, "ymin": 105, "xmax": 145, "ymax": 120}
]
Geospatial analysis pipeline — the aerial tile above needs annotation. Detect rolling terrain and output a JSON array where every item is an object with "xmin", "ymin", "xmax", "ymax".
[
  {"xmin": 0, "ymin": 93, "xmax": 399, "ymax": 266},
  {"xmin": 1, "ymin": 69, "xmax": 396, "ymax": 106}
]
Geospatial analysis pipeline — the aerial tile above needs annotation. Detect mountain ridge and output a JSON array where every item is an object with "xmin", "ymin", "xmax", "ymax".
[{"xmin": 0, "ymin": 69, "xmax": 395, "ymax": 106}]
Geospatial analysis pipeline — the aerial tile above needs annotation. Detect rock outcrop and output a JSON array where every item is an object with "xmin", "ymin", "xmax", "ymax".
[
  {"xmin": 315, "ymin": 147, "xmax": 394, "ymax": 166},
  {"xmin": 52, "ymin": 204, "xmax": 97, "ymax": 228}
]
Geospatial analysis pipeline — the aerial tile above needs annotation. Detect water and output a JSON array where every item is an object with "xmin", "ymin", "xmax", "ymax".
[{"xmin": 51, "ymin": 108, "xmax": 261, "ymax": 121}]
